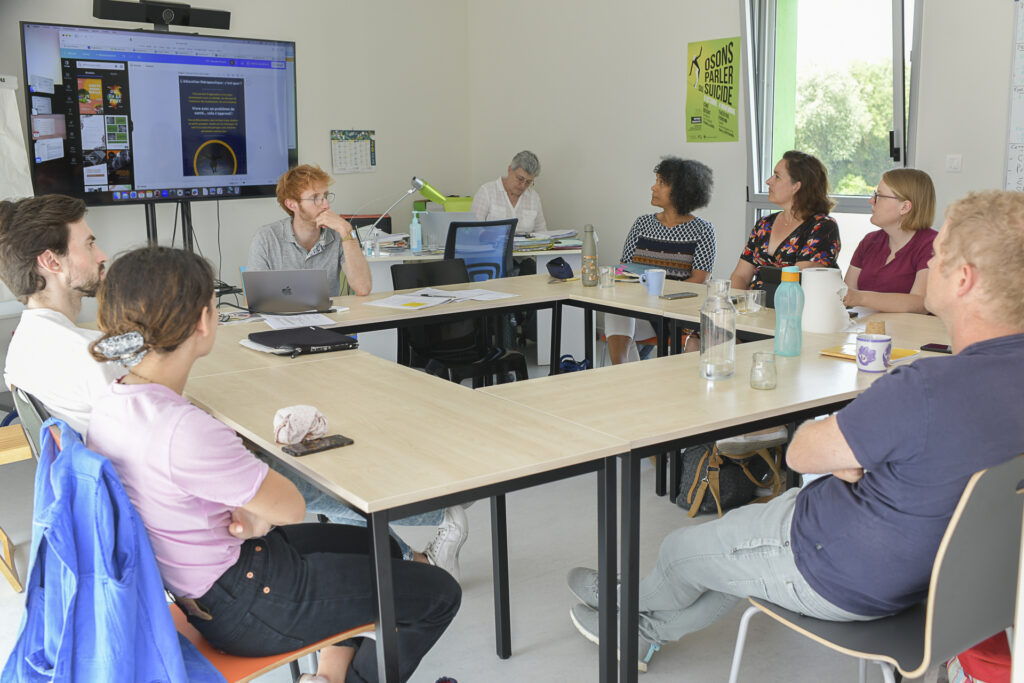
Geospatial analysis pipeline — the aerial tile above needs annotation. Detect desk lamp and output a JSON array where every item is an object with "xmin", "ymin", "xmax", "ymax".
[{"xmin": 360, "ymin": 177, "xmax": 452, "ymax": 250}]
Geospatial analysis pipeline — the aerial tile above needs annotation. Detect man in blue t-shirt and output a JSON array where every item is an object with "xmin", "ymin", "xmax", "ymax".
[{"xmin": 566, "ymin": 190, "xmax": 1024, "ymax": 672}]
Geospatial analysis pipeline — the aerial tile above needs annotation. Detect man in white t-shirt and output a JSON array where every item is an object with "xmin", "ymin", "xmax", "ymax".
[
  {"xmin": 470, "ymin": 150, "xmax": 547, "ymax": 234},
  {"xmin": 0, "ymin": 194, "xmax": 123, "ymax": 437}
]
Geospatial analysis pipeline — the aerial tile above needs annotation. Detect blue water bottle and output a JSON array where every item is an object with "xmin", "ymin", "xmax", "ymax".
[{"xmin": 773, "ymin": 266, "xmax": 804, "ymax": 356}]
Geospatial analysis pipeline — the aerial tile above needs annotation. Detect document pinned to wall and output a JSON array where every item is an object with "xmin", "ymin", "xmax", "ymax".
[
  {"xmin": 1005, "ymin": 5, "xmax": 1024, "ymax": 190},
  {"xmin": 0, "ymin": 74, "xmax": 35, "ymax": 201},
  {"xmin": 331, "ymin": 129, "xmax": 376, "ymax": 174}
]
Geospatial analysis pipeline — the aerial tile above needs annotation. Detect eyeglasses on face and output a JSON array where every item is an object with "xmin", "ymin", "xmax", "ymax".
[
  {"xmin": 871, "ymin": 191, "xmax": 900, "ymax": 202},
  {"xmin": 297, "ymin": 192, "xmax": 335, "ymax": 205}
]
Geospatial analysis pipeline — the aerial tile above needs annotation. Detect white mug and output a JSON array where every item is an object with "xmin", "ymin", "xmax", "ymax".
[
  {"xmin": 639, "ymin": 269, "xmax": 666, "ymax": 296},
  {"xmin": 856, "ymin": 333, "xmax": 892, "ymax": 373}
]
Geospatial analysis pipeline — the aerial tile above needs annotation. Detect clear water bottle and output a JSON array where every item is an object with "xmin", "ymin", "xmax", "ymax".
[
  {"xmin": 774, "ymin": 266, "xmax": 804, "ymax": 356},
  {"xmin": 581, "ymin": 224, "xmax": 598, "ymax": 287},
  {"xmin": 700, "ymin": 278, "xmax": 736, "ymax": 380},
  {"xmin": 409, "ymin": 211, "xmax": 422, "ymax": 254}
]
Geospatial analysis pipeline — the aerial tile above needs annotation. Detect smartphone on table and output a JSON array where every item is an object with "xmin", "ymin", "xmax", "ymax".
[
  {"xmin": 920, "ymin": 343, "xmax": 952, "ymax": 354},
  {"xmin": 282, "ymin": 434, "xmax": 354, "ymax": 456}
]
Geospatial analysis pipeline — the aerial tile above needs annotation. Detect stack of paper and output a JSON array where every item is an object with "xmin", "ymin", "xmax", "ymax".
[{"xmin": 530, "ymin": 229, "xmax": 577, "ymax": 240}]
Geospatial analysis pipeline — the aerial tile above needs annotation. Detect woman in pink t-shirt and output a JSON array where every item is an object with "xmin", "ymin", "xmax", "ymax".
[
  {"xmin": 843, "ymin": 168, "xmax": 938, "ymax": 313},
  {"xmin": 88, "ymin": 247, "xmax": 460, "ymax": 683}
]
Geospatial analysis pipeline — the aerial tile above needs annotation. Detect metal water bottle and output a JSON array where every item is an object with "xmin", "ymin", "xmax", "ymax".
[
  {"xmin": 581, "ymin": 224, "xmax": 598, "ymax": 287},
  {"xmin": 700, "ymin": 278, "xmax": 737, "ymax": 380}
]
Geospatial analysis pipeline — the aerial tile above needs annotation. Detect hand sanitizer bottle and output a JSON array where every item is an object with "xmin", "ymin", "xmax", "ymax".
[{"xmin": 409, "ymin": 211, "xmax": 422, "ymax": 254}]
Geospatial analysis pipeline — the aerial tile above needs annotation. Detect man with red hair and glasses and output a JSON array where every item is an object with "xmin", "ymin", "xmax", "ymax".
[{"xmin": 249, "ymin": 164, "xmax": 371, "ymax": 296}]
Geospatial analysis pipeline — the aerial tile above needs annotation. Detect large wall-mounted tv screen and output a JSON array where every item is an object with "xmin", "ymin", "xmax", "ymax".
[{"xmin": 20, "ymin": 22, "xmax": 297, "ymax": 205}]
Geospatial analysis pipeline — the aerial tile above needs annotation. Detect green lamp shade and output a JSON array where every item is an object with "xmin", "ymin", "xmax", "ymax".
[{"xmin": 418, "ymin": 181, "xmax": 448, "ymax": 206}]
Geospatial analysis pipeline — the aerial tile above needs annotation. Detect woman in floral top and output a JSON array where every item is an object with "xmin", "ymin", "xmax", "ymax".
[{"xmin": 729, "ymin": 150, "xmax": 840, "ymax": 290}]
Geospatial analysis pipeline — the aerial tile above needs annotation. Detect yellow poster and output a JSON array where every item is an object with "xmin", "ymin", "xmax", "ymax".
[{"xmin": 686, "ymin": 36, "xmax": 740, "ymax": 143}]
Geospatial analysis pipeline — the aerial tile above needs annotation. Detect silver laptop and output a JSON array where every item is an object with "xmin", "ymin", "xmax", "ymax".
[
  {"xmin": 418, "ymin": 211, "xmax": 476, "ymax": 251},
  {"xmin": 241, "ymin": 269, "xmax": 332, "ymax": 314}
]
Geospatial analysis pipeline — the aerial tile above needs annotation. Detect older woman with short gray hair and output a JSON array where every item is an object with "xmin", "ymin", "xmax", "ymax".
[{"xmin": 470, "ymin": 149, "xmax": 547, "ymax": 233}]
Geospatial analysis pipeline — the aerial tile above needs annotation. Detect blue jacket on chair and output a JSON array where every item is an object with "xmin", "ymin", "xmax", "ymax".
[{"xmin": 1, "ymin": 418, "xmax": 224, "ymax": 682}]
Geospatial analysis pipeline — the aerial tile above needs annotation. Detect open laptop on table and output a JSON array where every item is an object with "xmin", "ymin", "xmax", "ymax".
[{"xmin": 241, "ymin": 269, "xmax": 332, "ymax": 314}]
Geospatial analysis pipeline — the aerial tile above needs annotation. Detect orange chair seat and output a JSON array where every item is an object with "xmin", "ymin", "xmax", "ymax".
[{"xmin": 170, "ymin": 603, "xmax": 374, "ymax": 682}]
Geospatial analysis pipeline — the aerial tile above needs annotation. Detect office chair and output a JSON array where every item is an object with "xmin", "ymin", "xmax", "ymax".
[
  {"xmin": 727, "ymin": 453, "xmax": 1024, "ymax": 683},
  {"xmin": 171, "ymin": 604, "xmax": 373, "ymax": 682},
  {"xmin": 444, "ymin": 219, "xmax": 518, "ymax": 282},
  {"xmin": 390, "ymin": 259, "xmax": 527, "ymax": 387},
  {"xmin": 10, "ymin": 385, "xmax": 50, "ymax": 460}
]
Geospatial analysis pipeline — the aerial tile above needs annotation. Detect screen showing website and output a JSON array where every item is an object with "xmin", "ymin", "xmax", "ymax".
[{"xmin": 22, "ymin": 22, "xmax": 297, "ymax": 204}]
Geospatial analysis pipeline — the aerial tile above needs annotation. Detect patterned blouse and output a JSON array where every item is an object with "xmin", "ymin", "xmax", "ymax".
[
  {"xmin": 739, "ymin": 212, "xmax": 840, "ymax": 289},
  {"xmin": 620, "ymin": 214, "xmax": 717, "ymax": 280}
]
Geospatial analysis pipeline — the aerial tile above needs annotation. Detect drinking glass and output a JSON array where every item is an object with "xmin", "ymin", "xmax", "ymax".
[
  {"xmin": 750, "ymin": 351, "xmax": 777, "ymax": 390},
  {"xmin": 746, "ymin": 289, "xmax": 765, "ymax": 314}
]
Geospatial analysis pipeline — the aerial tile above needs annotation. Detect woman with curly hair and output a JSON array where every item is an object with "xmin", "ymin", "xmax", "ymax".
[{"xmin": 606, "ymin": 157, "xmax": 716, "ymax": 365}]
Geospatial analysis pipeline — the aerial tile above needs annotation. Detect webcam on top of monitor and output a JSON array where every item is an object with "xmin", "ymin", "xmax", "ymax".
[{"xmin": 93, "ymin": 0, "xmax": 231, "ymax": 31}]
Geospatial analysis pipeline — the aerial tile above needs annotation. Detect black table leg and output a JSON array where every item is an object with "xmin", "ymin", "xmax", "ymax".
[
  {"xmin": 656, "ymin": 317, "xmax": 668, "ymax": 358},
  {"xmin": 369, "ymin": 512, "xmax": 400, "ymax": 682},
  {"xmin": 491, "ymin": 494, "xmax": 512, "ymax": 659},
  {"xmin": 550, "ymin": 302, "xmax": 563, "ymax": 375},
  {"xmin": 597, "ymin": 456, "xmax": 618, "ymax": 683},
  {"xmin": 619, "ymin": 453, "xmax": 641, "ymax": 683},
  {"xmin": 584, "ymin": 306, "xmax": 594, "ymax": 368},
  {"xmin": 654, "ymin": 454, "xmax": 666, "ymax": 496},
  {"xmin": 668, "ymin": 449, "xmax": 681, "ymax": 502}
]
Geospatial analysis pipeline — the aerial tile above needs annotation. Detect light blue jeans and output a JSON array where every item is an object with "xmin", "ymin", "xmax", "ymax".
[
  {"xmin": 263, "ymin": 456, "xmax": 444, "ymax": 560},
  {"xmin": 637, "ymin": 488, "xmax": 875, "ymax": 645}
]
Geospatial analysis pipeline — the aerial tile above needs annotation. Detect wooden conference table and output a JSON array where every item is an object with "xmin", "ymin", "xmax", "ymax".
[
  {"xmin": 194, "ymin": 274, "xmax": 948, "ymax": 683},
  {"xmin": 187, "ymin": 335, "xmax": 629, "ymax": 682},
  {"xmin": 485, "ymin": 309, "xmax": 948, "ymax": 683}
]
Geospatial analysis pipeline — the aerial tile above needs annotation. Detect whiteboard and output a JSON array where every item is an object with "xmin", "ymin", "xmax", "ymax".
[{"xmin": 0, "ymin": 74, "xmax": 33, "ymax": 201}]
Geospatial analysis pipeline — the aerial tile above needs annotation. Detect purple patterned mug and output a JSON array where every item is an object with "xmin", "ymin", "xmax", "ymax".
[{"xmin": 856, "ymin": 333, "xmax": 892, "ymax": 373}]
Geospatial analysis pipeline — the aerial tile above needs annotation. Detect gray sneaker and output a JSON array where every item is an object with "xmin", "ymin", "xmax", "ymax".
[
  {"xmin": 567, "ymin": 566, "xmax": 605, "ymax": 609},
  {"xmin": 569, "ymin": 603, "xmax": 659, "ymax": 673},
  {"xmin": 423, "ymin": 506, "xmax": 468, "ymax": 581}
]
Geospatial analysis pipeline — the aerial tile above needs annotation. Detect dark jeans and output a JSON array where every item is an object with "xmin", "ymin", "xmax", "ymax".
[{"xmin": 186, "ymin": 523, "xmax": 461, "ymax": 683}]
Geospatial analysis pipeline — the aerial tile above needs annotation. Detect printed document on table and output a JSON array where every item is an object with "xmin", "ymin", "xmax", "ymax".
[
  {"xmin": 413, "ymin": 287, "xmax": 518, "ymax": 302},
  {"xmin": 262, "ymin": 312, "xmax": 340, "ymax": 330},
  {"xmin": 367, "ymin": 294, "xmax": 454, "ymax": 310}
]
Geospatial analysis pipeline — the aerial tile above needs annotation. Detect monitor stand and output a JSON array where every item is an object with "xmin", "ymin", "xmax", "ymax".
[{"xmin": 144, "ymin": 200, "xmax": 195, "ymax": 251}]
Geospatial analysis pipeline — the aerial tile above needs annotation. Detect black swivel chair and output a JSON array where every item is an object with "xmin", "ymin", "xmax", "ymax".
[
  {"xmin": 443, "ymin": 219, "xmax": 517, "ymax": 282},
  {"xmin": 390, "ymin": 259, "xmax": 528, "ymax": 387}
]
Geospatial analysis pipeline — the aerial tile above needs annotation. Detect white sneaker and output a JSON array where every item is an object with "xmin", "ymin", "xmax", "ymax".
[{"xmin": 423, "ymin": 506, "xmax": 468, "ymax": 581}]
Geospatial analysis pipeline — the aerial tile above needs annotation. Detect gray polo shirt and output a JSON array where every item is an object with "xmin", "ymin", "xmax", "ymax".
[{"xmin": 248, "ymin": 216, "xmax": 346, "ymax": 296}]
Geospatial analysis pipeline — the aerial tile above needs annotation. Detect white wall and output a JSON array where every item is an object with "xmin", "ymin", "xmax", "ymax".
[
  {"xmin": 0, "ymin": 0, "xmax": 472, "ymax": 322},
  {"xmin": 466, "ymin": 0, "xmax": 750, "ymax": 277},
  {"xmin": 913, "ymin": 0, "xmax": 1014, "ymax": 222},
  {"xmin": 0, "ymin": 0, "xmax": 1014, "ymax": 297}
]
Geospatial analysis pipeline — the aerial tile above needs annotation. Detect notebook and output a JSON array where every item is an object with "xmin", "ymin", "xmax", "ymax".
[{"xmin": 241, "ymin": 269, "xmax": 332, "ymax": 314}]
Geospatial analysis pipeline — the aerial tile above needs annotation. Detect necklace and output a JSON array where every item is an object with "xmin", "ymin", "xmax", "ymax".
[
  {"xmin": 779, "ymin": 210, "xmax": 797, "ymax": 227},
  {"xmin": 128, "ymin": 367, "xmax": 158, "ymax": 384}
]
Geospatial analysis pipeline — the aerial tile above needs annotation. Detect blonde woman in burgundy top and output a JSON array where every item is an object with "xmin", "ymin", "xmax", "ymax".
[{"xmin": 844, "ymin": 168, "xmax": 937, "ymax": 314}]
